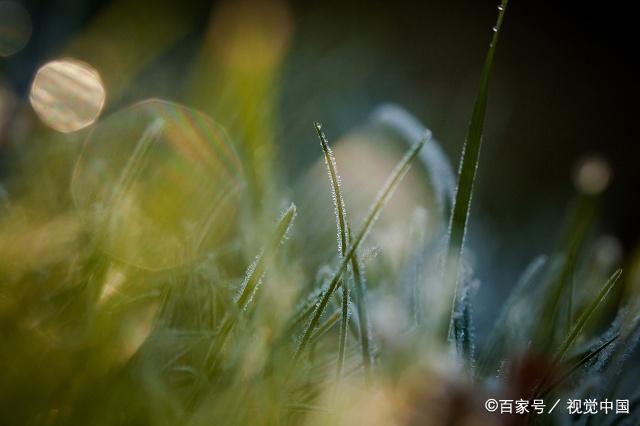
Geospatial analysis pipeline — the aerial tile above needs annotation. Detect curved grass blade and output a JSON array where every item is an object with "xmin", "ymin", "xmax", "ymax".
[
  {"xmin": 444, "ymin": 0, "xmax": 509, "ymax": 342},
  {"xmin": 371, "ymin": 103, "xmax": 455, "ymax": 219},
  {"xmin": 294, "ymin": 136, "xmax": 427, "ymax": 363},
  {"xmin": 316, "ymin": 122, "xmax": 375, "ymax": 381},
  {"xmin": 315, "ymin": 122, "xmax": 351, "ymax": 378},
  {"xmin": 205, "ymin": 203, "xmax": 297, "ymax": 373}
]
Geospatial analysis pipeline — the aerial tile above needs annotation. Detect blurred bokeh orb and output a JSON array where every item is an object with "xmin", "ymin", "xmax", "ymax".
[
  {"xmin": 573, "ymin": 156, "xmax": 612, "ymax": 195},
  {"xmin": 0, "ymin": 1, "xmax": 32, "ymax": 57},
  {"xmin": 72, "ymin": 99, "xmax": 245, "ymax": 270},
  {"xmin": 29, "ymin": 58, "xmax": 106, "ymax": 133}
]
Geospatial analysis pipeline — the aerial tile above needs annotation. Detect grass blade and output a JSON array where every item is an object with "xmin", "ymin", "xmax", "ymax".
[
  {"xmin": 444, "ymin": 0, "xmax": 509, "ymax": 342},
  {"xmin": 552, "ymin": 269, "xmax": 622, "ymax": 365},
  {"xmin": 205, "ymin": 203, "xmax": 297, "ymax": 373},
  {"xmin": 315, "ymin": 123, "xmax": 351, "ymax": 378},
  {"xmin": 539, "ymin": 333, "xmax": 619, "ymax": 398},
  {"xmin": 531, "ymin": 269, "xmax": 623, "ymax": 397},
  {"xmin": 349, "ymin": 227, "xmax": 373, "ymax": 384},
  {"xmin": 308, "ymin": 310, "xmax": 341, "ymax": 347},
  {"xmin": 532, "ymin": 194, "xmax": 597, "ymax": 351},
  {"xmin": 316, "ymin": 123, "xmax": 375, "ymax": 381},
  {"xmin": 371, "ymin": 103, "xmax": 455, "ymax": 219},
  {"xmin": 294, "ymin": 136, "xmax": 427, "ymax": 362}
]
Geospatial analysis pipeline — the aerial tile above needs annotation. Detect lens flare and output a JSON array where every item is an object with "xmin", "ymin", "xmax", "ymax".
[
  {"xmin": 72, "ymin": 99, "xmax": 245, "ymax": 270},
  {"xmin": 29, "ymin": 59, "xmax": 106, "ymax": 133},
  {"xmin": 0, "ymin": 1, "xmax": 32, "ymax": 57}
]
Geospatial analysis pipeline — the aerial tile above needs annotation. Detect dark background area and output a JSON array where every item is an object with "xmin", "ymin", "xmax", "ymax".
[{"xmin": 1, "ymin": 0, "xmax": 638, "ymax": 304}]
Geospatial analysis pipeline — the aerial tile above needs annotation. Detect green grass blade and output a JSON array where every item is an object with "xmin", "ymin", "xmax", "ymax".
[
  {"xmin": 308, "ymin": 310, "xmax": 341, "ymax": 346},
  {"xmin": 349, "ymin": 225, "xmax": 373, "ymax": 384},
  {"xmin": 552, "ymin": 269, "xmax": 622, "ymax": 365},
  {"xmin": 205, "ymin": 203, "xmax": 297, "ymax": 372},
  {"xmin": 315, "ymin": 122, "xmax": 351, "ymax": 378},
  {"xmin": 444, "ymin": 0, "xmax": 509, "ymax": 342},
  {"xmin": 316, "ymin": 123, "xmax": 374, "ymax": 381},
  {"xmin": 294, "ymin": 136, "xmax": 426, "ymax": 362},
  {"xmin": 539, "ymin": 333, "xmax": 619, "ymax": 398},
  {"xmin": 533, "ymin": 194, "xmax": 597, "ymax": 350},
  {"xmin": 315, "ymin": 123, "xmax": 349, "ymax": 258},
  {"xmin": 530, "ymin": 269, "xmax": 621, "ymax": 398}
]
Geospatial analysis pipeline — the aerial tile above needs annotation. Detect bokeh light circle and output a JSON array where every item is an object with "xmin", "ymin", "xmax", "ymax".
[
  {"xmin": 29, "ymin": 58, "xmax": 106, "ymax": 133},
  {"xmin": 573, "ymin": 156, "xmax": 612, "ymax": 195},
  {"xmin": 72, "ymin": 99, "xmax": 245, "ymax": 270},
  {"xmin": 0, "ymin": 1, "xmax": 32, "ymax": 57}
]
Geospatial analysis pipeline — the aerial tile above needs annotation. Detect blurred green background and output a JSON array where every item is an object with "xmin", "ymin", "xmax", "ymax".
[{"xmin": 1, "ymin": 0, "xmax": 638, "ymax": 333}]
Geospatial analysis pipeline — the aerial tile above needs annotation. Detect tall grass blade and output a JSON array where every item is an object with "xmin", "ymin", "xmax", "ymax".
[
  {"xmin": 444, "ymin": 0, "xmax": 509, "ymax": 342},
  {"xmin": 316, "ymin": 123, "xmax": 376, "ymax": 381},
  {"xmin": 294, "ymin": 136, "xmax": 427, "ymax": 362},
  {"xmin": 315, "ymin": 122, "xmax": 351, "ymax": 378}
]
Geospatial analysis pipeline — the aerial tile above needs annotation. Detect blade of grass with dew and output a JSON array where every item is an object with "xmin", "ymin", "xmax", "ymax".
[
  {"xmin": 552, "ymin": 269, "xmax": 622, "ymax": 365},
  {"xmin": 477, "ymin": 255, "xmax": 548, "ymax": 376},
  {"xmin": 349, "ymin": 225, "xmax": 373, "ymax": 383},
  {"xmin": 293, "ymin": 136, "xmax": 427, "ymax": 362},
  {"xmin": 444, "ymin": 0, "xmax": 509, "ymax": 344},
  {"xmin": 204, "ymin": 203, "xmax": 296, "ymax": 373},
  {"xmin": 539, "ymin": 333, "xmax": 619, "ymax": 398},
  {"xmin": 287, "ymin": 288, "xmax": 327, "ymax": 334},
  {"xmin": 371, "ymin": 103, "xmax": 455, "ymax": 219},
  {"xmin": 532, "ymin": 194, "xmax": 598, "ymax": 351},
  {"xmin": 308, "ymin": 310, "xmax": 341, "ymax": 347},
  {"xmin": 316, "ymin": 122, "xmax": 373, "ymax": 381},
  {"xmin": 533, "ymin": 269, "xmax": 622, "ymax": 397},
  {"xmin": 454, "ymin": 280, "xmax": 476, "ymax": 369}
]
